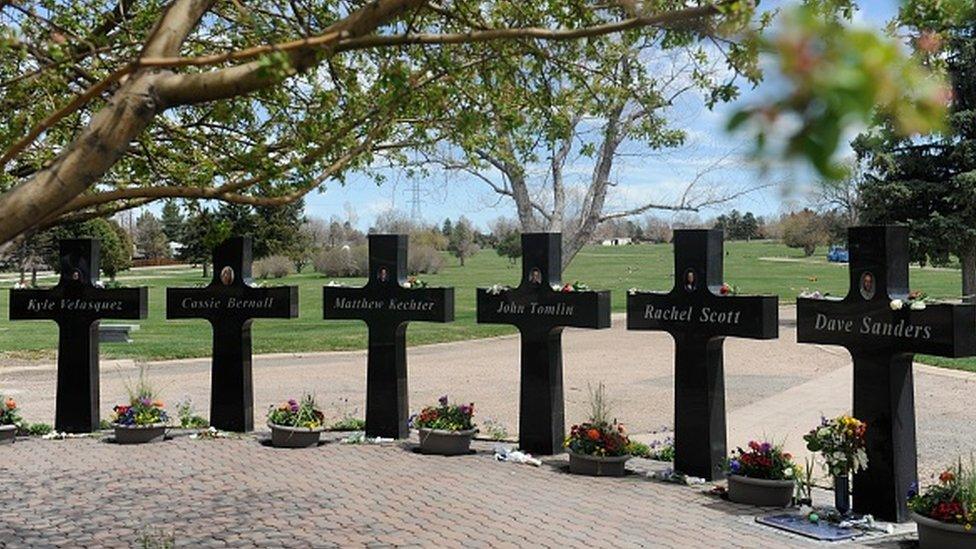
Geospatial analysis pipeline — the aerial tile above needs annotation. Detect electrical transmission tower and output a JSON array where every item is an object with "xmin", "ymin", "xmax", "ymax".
[{"xmin": 408, "ymin": 179, "xmax": 423, "ymax": 222}]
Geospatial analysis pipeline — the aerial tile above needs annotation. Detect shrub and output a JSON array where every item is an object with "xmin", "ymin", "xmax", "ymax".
[
  {"xmin": 314, "ymin": 245, "xmax": 367, "ymax": 277},
  {"xmin": 253, "ymin": 255, "xmax": 295, "ymax": 279},
  {"xmin": 408, "ymin": 244, "xmax": 445, "ymax": 274}
]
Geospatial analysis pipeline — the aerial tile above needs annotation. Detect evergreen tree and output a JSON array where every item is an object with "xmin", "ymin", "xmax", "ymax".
[
  {"xmin": 857, "ymin": 22, "xmax": 976, "ymax": 299},
  {"xmin": 160, "ymin": 200, "xmax": 186, "ymax": 243},
  {"xmin": 135, "ymin": 211, "xmax": 171, "ymax": 259}
]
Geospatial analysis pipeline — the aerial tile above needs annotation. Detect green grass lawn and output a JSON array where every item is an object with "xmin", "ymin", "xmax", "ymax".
[{"xmin": 0, "ymin": 240, "xmax": 972, "ymax": 372}]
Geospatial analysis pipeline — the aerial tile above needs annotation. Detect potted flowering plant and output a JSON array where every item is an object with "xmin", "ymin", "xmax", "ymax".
[
  {"xmin": 803, "ymin": 415, "xmax": 868, "ymax": 515},
  {"xmin": 909, "ymin": 458, "xmax": 976, "ymax": 549},
  {"xmin": 267, "ymin": 394, "xmax": 326, "ymax": 448},
  {"xmin": 0, "ymin": 394, "xmax": 22, "ymax": 444},
  {"xmin": 111, "ymin": 374, "xmax": 168, "ymax": 444},
  {"xmin": 564, "ymin": 383, "xmax": 631, "ymax": 477},
  {"xmin": 726, "ymin": 440, "xmax": 798, "ymax": 507},
  {"xmin": 412, "ymin": 395, "xmax": 476, "ymax": 455}
]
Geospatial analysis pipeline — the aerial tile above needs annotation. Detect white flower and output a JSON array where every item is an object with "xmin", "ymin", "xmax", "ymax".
[
  {"xmin": 628, "ymin": 287, "xmax": 638, "ymax": 295},
  {"xmin": 910, "ymin": 300, "xmax": 926, "ymax": 310},
  {"xmin": 890, "ymin": 299, "xmax": 904, "ymax": 311},
  {"xmin": 487, "ymin": 284, "xmax": 508, "ymax": 296},
  {"xmin": 402, "ymin": 282, "xmax": 412, "ymax": 289},
  {"xmin": 551, "ymin": 284, "xmax": 562, "ymax": 292},
  {"xmin": 784, "ymin": 467, "xmax": 794, "ymax": 478}
]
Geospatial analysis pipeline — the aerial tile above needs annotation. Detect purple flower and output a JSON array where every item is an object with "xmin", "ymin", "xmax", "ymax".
[
  {"xmin": 289, "ymin": 403, "xmax": 299, "ymax": 413},
  {"xmin": 438, "ymin": 395, "xmax": 448, "ymax": 406},
  {"xmin": 730, "ymin": 459, "xmax": 741, "ymax": 474},
  {"xmin": 139, "ymin": 396, "xmax": 152, "ymax": 407},
  {"xmin": 459, "ymin": 404, "xmax": 471, "ymax": 415},
  {"xmin": 760, "ymin": 442, "xmax": 772, "ymax": 453},
  {"xmin": 288, "ymin": 399, "xmax": 297, "ymax": 406}
]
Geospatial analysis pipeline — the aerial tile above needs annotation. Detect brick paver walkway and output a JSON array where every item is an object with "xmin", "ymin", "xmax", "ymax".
[{"xmin": 0, "ymin": 433, "xmax": 913, "ymax": 548}]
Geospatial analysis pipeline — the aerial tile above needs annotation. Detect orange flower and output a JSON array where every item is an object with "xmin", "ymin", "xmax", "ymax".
[
  {"xmin": 152, "ymin": 399, "xmax": 164, "ymax": 408},
  {"xmin": 587, "ymin": 429, "xmax": 601, "ymax": 441},
  {"xmin": 4, "ymin": 398, "xmax": 15, "ymax": 410},
  {"xmin": 940, "ymin": 470, "xmax": 956, "ymax": 484}
]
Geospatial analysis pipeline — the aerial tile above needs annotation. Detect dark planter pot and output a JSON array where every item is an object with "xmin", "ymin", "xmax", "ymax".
[
  {"xmin": 269, "ymin": 423, "xmax": 324, "ymax": 448},
  {"xmin": 0, "ymin": 424, "xmax": 16, "ymax": 444},
  {"xmin": 114, "ymin": 423, "xmax": 166, "ymax": 445},
  {"xmin": 417, "ymin": 428, "xmax": 476, "ymax": 456},
  {"xmin": 568, "ymin": 452, "xmax": 631, "ymax": 477},
  {"xmin": 727, "ymin": 475, "xmax": 795, "ymax": 507},
  {"xmin": 914, "ymin": 512, "xmax": 976, "ymax": 549}
]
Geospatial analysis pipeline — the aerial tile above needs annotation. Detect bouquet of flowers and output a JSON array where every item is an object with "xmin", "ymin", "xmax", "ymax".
[
  {"xmin": 113, "ymin": 381, "xmax": 168, "ymax": 427},
  {"xmin": 0, "ymin": 395, "xmax": 22, "ymax": 426},
  {"xmin": 411, "ymin": 395, "xmax": 475, "ymax": 431},
  {"xmin": 552, "ymin": 281, "xmax": 590, "ymax": 292},
  {"xmin": 909, "ymin": 458, "xmax": 975, "ymax": 528},
  {"xmin": 803, "ymin": 415, "xmax": 868, "ymax": 477},
  {"xmin": 719, "ymin": 282, "xmax": 739, "ymax": 296},
  {"xmin": 564, "ymin": 383, "xmax": 630, "ymax": 457},
  {"xmin": 404, "ymin": 276, "xmax": 428, "ymax": 289},
  {"xmin": 727, "ymin": 440, "xmax": 797, "ymax": 480},
  {"xmin": 891, "ymin": 290, "xmax": 930, "ymax": 311},
  {"xmin": 267, "ymin": 394, "xmax": 325, "ymax": 429}
]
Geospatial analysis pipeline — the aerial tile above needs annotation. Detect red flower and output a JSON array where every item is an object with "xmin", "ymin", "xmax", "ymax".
[
  {"xmin": 587, "ymin": 429, "xmax": 601, "ymax": 441},
  {"xmin": 940, "ymin": 470, "xmax": 956, "ymax": 484}
]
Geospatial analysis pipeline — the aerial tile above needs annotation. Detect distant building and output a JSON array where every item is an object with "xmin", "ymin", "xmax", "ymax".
[{"xmin": 601, "ymin": 237, "xmax": 632, "ymax": 246}]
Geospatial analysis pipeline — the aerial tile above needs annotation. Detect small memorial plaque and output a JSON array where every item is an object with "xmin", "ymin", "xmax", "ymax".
[
  {"xmin": 9, "ymin": 239, "xmax": 148, "ymax": 433},
  {"xmin": 797, "ymin": 226, "xmax": 976, "ymax": 522},
  {"xmin": 627, "ymin": 229, "xmax": 778, "ymax": 480},
  {"xmin": 476, "ymin": 233, "xmax": 611, "ymax": 455},
  {"xmin": 323, "ymin": 234, "xmax": 454, "ymax": 439},
  {"xmin": 167, "ymin": 237, "xmax": 298, "ymax": 432}
]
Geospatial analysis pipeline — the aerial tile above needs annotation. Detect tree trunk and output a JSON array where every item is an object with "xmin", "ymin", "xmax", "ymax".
[
  {"xmin": 962, "ymin": 245, "xmax": 976, "ymax": 304},
  {"xmin": 203, "ymin": 261, "xmax": 210, "ymax": 279}
]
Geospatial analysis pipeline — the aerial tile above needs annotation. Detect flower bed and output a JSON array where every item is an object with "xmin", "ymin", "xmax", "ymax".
[
  {"xmin": 910, "ymin": 459, "xmax": 976, "ymax": 548},
  {"xmin": 0, "ymin": 395, "xmax": 22, "ymax": 444},
  {"xmin": 267, "ymin": 394, "xmax": 325, "ymax": 448},
  {"xmin": 112, "ymin": 373, "xmax": 169, "ymax": 444},
  {"xmin": 726, "ymin": 440, "xmax": 797, "ymax": 507},
  {"xmin": 412, "ymin": 395, "xmax": 476, "ymax": 455},
  {"xmin": 564, "ymin": 384, "xmax": 632, "ymax": 476}
]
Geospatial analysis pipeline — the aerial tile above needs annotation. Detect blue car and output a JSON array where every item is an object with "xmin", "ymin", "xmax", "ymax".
[{"xmin": 827, "ymin": 246, "xmax": 849, "ymax": 263}]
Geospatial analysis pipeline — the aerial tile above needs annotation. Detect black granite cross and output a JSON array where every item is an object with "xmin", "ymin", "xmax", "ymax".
[
  {"xmin": 323, "ymin": 234, "xmax": 454, "ymax": 439},
  {"xmin": 8, "ymin": 239, "xmax": 148, "ymax": 433},
  {"xmin": 477, "ymin": 233, "xmax": 611, "ymax": 455},
  {"xmin": 627, "ymin": 229, "xmax": 778, "ymax": 480},
  {"xmin": 166, "ymin": 237, "xmax": 298, "ymax": 432},
  {"xmin": 797, "ymin": 225, "xmax": 976, "ymax": 522}
]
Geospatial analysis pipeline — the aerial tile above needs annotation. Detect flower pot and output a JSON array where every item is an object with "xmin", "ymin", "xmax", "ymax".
[
  {"xmin": 417, "ymin": 428, "xmax": 476, "ymax": 456},
  {"xmin": 113, "ymin": 423, "xmax": 166, "ymax": 445},
  {"xmin": 0, "ymin": 424, "xmax": 16, "ymax": 444},
  {"xmin": 727, "ymin": 475, "xmax": 795, "ymax": 507},
  {"xmin": 567, "ymin": 452, "xmax": 631, "ymax": 477},
  {"xmin": 269, "ymin": 423, "xmax": 324, "ymax": 448},
  {"xmin": 913, "ymin": 512, "xmax": 976, "ymax": 549}
]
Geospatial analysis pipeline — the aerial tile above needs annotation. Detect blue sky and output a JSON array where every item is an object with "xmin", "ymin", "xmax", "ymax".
[{"xmin": 305, "ymin": 1, "xmax": 901, "ymax": 231}]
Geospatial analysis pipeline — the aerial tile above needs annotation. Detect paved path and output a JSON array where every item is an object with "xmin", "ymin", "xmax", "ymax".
[
  {"xmin": 0, "ymin": 434, "xmax": 914, "ymax": 548},
  {"xmin": 2, "ymin": 307, "xmax": 974, "ymax": 479}
]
